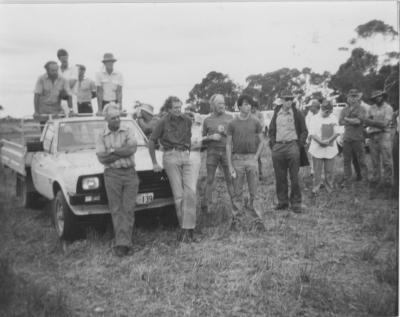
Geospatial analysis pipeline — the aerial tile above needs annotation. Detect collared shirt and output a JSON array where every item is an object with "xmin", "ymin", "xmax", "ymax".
[
  {"xmin": 95, "ymin": 70, "xmax": 123, "ymax": 101},
  {"xmin": 367, "ymin": 102, "xmax": 393, "ymax": 134},
  {"xmin": 59, "ymin": 65, "xmax": 78, "ymax": 88},
  {"xmin": 96, "ymin": 125, "xmax": 137, "ymax": 169},
  {"xmin": 276, "ymin": 108, "xmax": 298, "ymax": 142},
  {"xmin": 202, "ymin": 112, "xmax": 233, "ymax": 149},
  {"xmin": 74, "ymin": 78, "xmax": 96, "ymax": 103},
  {"xmin": 339, "ymin": 103, "xmax": 366, "ymax": 141},
  {"xmin": 308, "ymin": 113, "xmax": 340, "ymax": 159},
  {"xmin": 150, "ymin": 113, "xmax": 192, "ymax": 151},
  {"xmin": 34, "ymin": 74, "xmax": 71, "ymax": 115}
]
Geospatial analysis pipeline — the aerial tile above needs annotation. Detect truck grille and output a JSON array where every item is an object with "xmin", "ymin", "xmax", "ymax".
[{"xmin": 137, "ymin": 170, "xmax": 172, "ymax": 198}]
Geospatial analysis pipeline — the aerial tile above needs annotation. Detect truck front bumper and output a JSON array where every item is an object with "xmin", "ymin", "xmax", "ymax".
[{"xmin": 67, "ymin": 196, "xmax": 175, "ymax": 216}]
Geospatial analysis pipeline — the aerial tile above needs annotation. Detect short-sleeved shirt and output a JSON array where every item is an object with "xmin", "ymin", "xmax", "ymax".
[
  {"xmin": 34, "ymin": 74, "xmax": 71, "ymax": 115},
  {"xmin": 74, "ymin": 78, "xmax": 96, "ymax": 103},
  {"xmin": 95, "ymin": 70, "xmax": 123, "ymax": 102},
  {"xmin": 202, "ymin": 112, "xmax": 233, "ymax": 150},
  {"xmin": 227, "ymin": 116, "xmax": 262, "ymax": 154},
  {"xmin": 276, "ymin": 108, "xmax": 298, "ymax": 142},
  {"xmin": 308, "ymin": 113, "xmax": 340, "ymax": 159},
  {"xmin": 59, "ymin": 65, "xmax": 78, "ymax": 88},
  {"xmin": 150, "ymin": 113, "xmax": 192, "ymax": 151},
  {"xmin": 96, "ymin": 125, "xmax": 137, "ymax": 169},
  {"xmin": 367, "ymin": 102, "xmax": 393, "ymax": 134},
  {"xmin": 339, "ymin": 103, "xmax": 366, "ymax": 141}
]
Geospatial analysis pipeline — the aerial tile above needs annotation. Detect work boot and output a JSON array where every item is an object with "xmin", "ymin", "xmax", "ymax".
[
  {"xmin": 113, "ymin": 246, "xmax": 128, "ymax": 257},
  {"xmin": 274, "ymin": 203, "xmax": 289, "ymax": 210}
]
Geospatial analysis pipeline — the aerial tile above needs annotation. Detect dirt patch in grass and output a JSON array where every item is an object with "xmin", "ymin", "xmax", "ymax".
[{"xmin": 0, "ymin": 151, "xmax": 398, "ymax": 316}]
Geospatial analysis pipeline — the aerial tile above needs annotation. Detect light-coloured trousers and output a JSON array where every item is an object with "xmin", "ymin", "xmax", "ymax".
[
  {"xmin": 311, "ymin": 156, "xmax": 335, "ymax": 193},
  {"xmin": 104, "ymin": 167, "xmax": 139, "ymax": 247},
  {"xmin": 369, "ymin": 132, "xmax": 392, "ymax": 184},
  {"xmin": 232, "ymin": 153, "xmax": 262, "ymax": 219},
  {"xmin": 163, "ymin": 150, "xmax": 199, "ymax": 229}
]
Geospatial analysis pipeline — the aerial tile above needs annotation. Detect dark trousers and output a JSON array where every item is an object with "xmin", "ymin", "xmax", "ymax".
[
  {"xmin": 272, "ymin": 142, "xmax": 301, "ymax": 207},
  {"xmin": 77, "ymin": 102, "xmax": 93, "ymax": 113},
  {"xmin": 343, "ymin": 140, "xmax": 368, "ymax": 181},
  {"xmin": 393, "ymin": 132, "xmax": 399, "ymax": 196}
]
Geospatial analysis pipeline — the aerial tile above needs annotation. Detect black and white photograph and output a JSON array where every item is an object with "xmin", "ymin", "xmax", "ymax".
[{"xmin": 0, "ymin": 1, "xmax": 399, "ymax": 316}]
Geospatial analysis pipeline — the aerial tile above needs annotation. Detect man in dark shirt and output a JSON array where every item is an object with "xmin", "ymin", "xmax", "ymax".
[
  {"xmin": 227, "ymin": 94, "xmax": 265, "ymax": 227},
  {"xmin": 268, "ymin": 91, "xmax": 308, "ymax": 213},
  {"xmin": 202, "ymin": 94, "xmax": 235, "ymax": 212},
  {"xmin": 339, "ymin": 88, "xmax": 368, "ymax": 187},
  {"xmin": 148, "ymin": 96, "xmax": 197, "ymax": 242}
]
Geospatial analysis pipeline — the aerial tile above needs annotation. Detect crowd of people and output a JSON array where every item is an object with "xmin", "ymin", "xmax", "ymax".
[{"xmin": 33, "ymin": 49, "xmax": 398, "ymax": 257}]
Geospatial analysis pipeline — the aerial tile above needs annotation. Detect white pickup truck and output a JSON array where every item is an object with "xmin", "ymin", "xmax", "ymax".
[{"xmin": 0, "ymin": 115, "xmax": 174, "ymax": 240}]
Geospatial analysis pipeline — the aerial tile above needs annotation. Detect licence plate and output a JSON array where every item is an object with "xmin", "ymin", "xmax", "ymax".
[{"xmin": 136, "ymin": 193, "xmax": 154, "ymax": 205}]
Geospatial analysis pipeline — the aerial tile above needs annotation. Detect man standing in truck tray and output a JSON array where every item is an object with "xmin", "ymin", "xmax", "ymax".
[
  {"xmin": 96, "ymin": 102, "xmax": 139, "ymax": 257},
  {"xmin": 364, "ymin": 90, "xmax": 394, "ymax": 190},
  {"xmin": 148, "ymin": 96, "xmax": 198, "ymax": 243},
  {"xmin": 96, "ymin": 53, "xmax": 123, "ymax": 113},
  {"xmin": 34, "ymin": 61, "xmax": 73, "ymax": 129},
  {"xmin": 74, "ymin": 64, "xmax": 97, "ymax": 114},
  {"xmin": 202, "ymin": 94, "xmax": 235, "ymax": 213},
  {"xmin": 57, "ymin": 49, "xmax": 78, "ymax": 112}
]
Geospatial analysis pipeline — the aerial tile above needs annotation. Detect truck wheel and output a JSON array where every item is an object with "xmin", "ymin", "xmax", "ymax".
[
  {"xmin": 16, "ymin": 174, "xmax": 39, "ymax": 208},
  {"xmin": 53, "ymin": 190, "xmax": 82, "ymax": 241}
]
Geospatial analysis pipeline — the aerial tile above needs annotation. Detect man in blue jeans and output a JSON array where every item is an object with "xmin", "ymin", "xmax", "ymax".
[
  {"xmin": 148, "ymin": 96, "xmax": 198, "ymax": 242},
  {"xmin": 226, "ymin": 94, "xmax": 265, "ymax": 227},
  {"xmin": 202, "ymin": 94, "xmax": 235, "ymax": 212},
  {"xmin": 268, "ymin": 91, "xmax": 308, "ymax": 213}
]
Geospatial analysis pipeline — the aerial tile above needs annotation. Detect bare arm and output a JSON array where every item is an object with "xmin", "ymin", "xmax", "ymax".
[
  {"xmin": 97, "ymin": 86, "xmax": 103, "ymax": 112},
  {"xmin": 254, "ymin": 133, "xmax": 265, "ymax": 159},
  {"xmin": 34, "ymin": 94, "xmax": 40, "ymax": 114},
  {"xmin": 116, "ymin": 85, "xmax": 122, "ymax": 108},
  {"xmin": 113, "ymin": 143, "xmax": 137, "ymax": 157},
  {"xmin": 96, "ymin": 152, "xmax": 120, "ymax": 164}
]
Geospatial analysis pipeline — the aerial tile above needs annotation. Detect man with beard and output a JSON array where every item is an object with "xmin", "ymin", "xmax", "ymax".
[{"xmin": 96, "ymin": 103, "xmax": 139, "ymax": 257}]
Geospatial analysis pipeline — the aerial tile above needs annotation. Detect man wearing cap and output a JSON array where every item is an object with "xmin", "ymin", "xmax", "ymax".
[
  {"xmin": 96, "ymin": 103, "xmax": 139, "ymax": 257},
  {"xmin": 74, "ymin": 65, "xmax": 97, "ymax": 114},
  {"xmin": 148, "ymin": 96, "xmax": 197, "ymax": 243},
  {"xmin": 96, "ymin": 53, "xmax": 123, "ymax": 112},
  {"xmin": 136, "ymin": 104, "xmax": 159, "ymax": 139},
  {"xmin": 202, "ymin": 94, "xmax": 235, "ymax": 213},
  {"xmin": 339, "ymin": 88, "xmax": 368, "ymax": 187},
  {"xmin": 364, "ymin": 90, "xmax": 393, "ymax": 188},
  {"xmin": 34, "ymin": 61, "xmax": 73, "ymax": 127},
  {"xmin": 268, "ymin": 91, "xmax": 308, "ymax": 213},
  {"xmin": 308, "ymin": 100, "xmax": 341, "ymax": 195}
]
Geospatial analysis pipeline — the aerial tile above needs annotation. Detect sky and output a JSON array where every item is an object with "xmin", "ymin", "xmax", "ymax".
[{"xmin": 0, "ymin": 1, "xmax": 398, "ymax": 117}]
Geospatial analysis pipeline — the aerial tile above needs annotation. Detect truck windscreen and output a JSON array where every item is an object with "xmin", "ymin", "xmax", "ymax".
[{"xmin": 58, "ymin": 120, "xmax": 147, "ymax": 152}]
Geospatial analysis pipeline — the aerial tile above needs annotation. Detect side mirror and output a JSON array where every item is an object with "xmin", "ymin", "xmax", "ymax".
[{"xmin": 26, "ymin": 140, "xmax": 44, "ymax": 152}]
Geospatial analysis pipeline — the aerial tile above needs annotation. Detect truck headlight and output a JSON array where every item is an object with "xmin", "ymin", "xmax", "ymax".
[{"xmin": 82, "ymin": 177, "xmax": 100, "ymax": 190}]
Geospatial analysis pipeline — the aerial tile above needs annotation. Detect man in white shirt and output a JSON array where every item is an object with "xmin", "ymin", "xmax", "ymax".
[
  {"xmin": 305, "ymin": 99, "xmax": 320, "ymax": 176},
  {"xmin": 57, "ymin": 49, "xmax": 78, "ymax": 112},
  {"xmin": 74, "ymin": 65, "xmax": 97, "ymax": 113},
  {"xmin": 96, "ymin": 53, "xmax": 123, "ymax": 113},
  {"xmin": 308, "ymin": 100, "xmax": 341, "ymax": 195}
]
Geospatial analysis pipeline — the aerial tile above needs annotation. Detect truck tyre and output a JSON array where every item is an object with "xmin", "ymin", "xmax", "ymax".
[
  {"xmin": 53, "ymin": 190, "xmax": 82, "ymax": 241},
  {"xmin": 16, "ymin": 174, "xmax": 39, "ymax": 208}
]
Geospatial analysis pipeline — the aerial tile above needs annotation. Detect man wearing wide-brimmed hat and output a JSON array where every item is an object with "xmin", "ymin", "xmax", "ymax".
[
  {"xmin": 136, "ymin": 103, "xmax": 159, "ymax": 138},
  {"xmin": 268, "ymin": 90, "xmax": 308, "ymax": 213},
  {"xmin": 96, "ymin": 53, "xmax": 123, "ymax": 113},
  {"xmin": 365, "ymin": 90, "xmax": 393, "ymax": 188},
  {"xmin": 96, "ymin": 102, "xmax": 139, "ymax": 257},
  {"xmin": 339, "ymin": 88, "xmax": 368, "ymax": 187}
]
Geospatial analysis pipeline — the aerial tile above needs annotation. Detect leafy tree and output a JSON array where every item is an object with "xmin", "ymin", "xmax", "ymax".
[
  {"xmin": 355, "ymin": 20, "xmax": 398, "ymax": 39},
  {"xmin": 186, "ymin": 71, "xmax": 240, "ymax": 112}
]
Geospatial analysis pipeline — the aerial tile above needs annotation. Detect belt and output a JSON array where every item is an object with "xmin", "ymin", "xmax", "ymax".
[
  {"xmin": 165, "ymin": 147, "xmax": 189, "ymax": 152},
  {"xmin": 275, "ymin": 140, "xmax": 297, "ymax": 144}
]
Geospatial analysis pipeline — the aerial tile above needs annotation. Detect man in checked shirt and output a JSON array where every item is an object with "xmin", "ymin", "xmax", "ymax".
[{"xmin": 96, "ymin": 103, "xmax": 139, "ymax": 257}]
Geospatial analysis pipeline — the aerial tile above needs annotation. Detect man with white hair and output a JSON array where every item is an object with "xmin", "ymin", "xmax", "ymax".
[
  {"xmin": 202, "ymin": 94, "xmax": 235, "ymax": 213},
  {"xmin": 96, "ymin": 103, "xmax": 139, "ymax": 257}
]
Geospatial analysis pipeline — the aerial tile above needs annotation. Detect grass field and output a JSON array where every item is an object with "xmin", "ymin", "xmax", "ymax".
[{"xmin": 0, "ymin": 143, "xmax": 398, "ymax": 317}]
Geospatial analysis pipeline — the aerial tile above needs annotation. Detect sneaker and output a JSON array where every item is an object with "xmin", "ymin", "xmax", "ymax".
[{"xmin": 274, "ymin": 203, "xmax": 289, "ymax": 210}]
